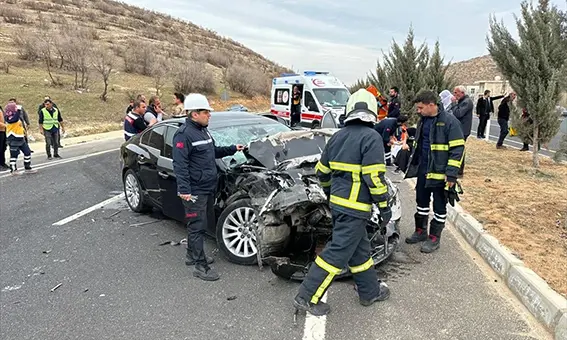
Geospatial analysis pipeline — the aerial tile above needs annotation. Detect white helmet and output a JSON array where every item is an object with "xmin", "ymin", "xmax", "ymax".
[
  {"xmin": 343, "ymin": 89, "xmax": 378, "ymax": 124},
  {"xmin": 184, "ymin": 93, "xmax": 214, "ymax": 111}
]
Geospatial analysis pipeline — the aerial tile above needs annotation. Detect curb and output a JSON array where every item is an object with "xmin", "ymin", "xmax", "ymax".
[{"xmin": 404, "ymin": 178, "xmax": 567, "ymax": 339}]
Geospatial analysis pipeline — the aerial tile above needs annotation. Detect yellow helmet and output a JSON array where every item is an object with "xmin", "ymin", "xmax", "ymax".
[{"xmin": 344, "ymin": 89, "xmax": 378, "ymax": 124}]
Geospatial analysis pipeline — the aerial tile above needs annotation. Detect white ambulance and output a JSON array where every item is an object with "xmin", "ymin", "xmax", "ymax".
[{"xmin": 270, "ymin": 71, "xmax": 351, "ymax": 128}]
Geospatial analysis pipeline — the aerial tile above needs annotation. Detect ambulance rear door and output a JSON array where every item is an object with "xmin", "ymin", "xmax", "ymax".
[{"xmin": 270, "ymin": 84, "xmax": 293, "ymax": 121}]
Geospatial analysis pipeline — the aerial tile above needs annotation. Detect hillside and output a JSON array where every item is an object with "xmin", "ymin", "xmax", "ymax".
[
  {"xmin": 0, "ymin": 0, "xmax": 289, "ymax": 136},
  {"xmin": 446, "ymin": 55, "xmax": 503, "ymax": 85}
]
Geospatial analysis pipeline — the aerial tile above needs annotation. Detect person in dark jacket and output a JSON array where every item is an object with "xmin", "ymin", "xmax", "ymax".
[
  {"xmin": 404, "ymin": 90, "xmax": 465, "ymax": 253},
  {"xmin": 496, "ymin": 92, "xmax": 517, "ymax": 149},
  {"xmin": 374, "ymin": 117, "xmax": 398, "ymax": 166},
  {"xmin": 123, "ymin": 100, "xmax": 148, "ymax": 141},
  {"xmin": 449, "ymin": 86, "xmax": 473, "ymax": 176},
  {"xmin": 387, "ymin": 86, "xmax": 401, "ymax": 118},
  {"xmin": 290, "ymin": 85, "xmax": 302, "ymax": 127},
  {"xmin": 476, "ymin": 90, "xmax": 505, "ymax": 138},
  {"xmin": 172, "ymin": 93, "xmax": 244, "ymax": 282},
  {"xmin": 294, "ymin": 89, "xmax": 391, "ymax": 317}
]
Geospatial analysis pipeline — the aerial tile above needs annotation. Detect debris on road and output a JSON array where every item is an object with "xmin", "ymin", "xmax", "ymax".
[
  {"xmin": 50, "ymin": 283, "xmax": 63, "ymax": 292},
  {"xmin": 2, "ymin": 284, "xmax": 23, "ymax": 292},
  {"xmin": 129, "ymin": 220, "xmax": 159, "ymax": 227},
  {"xmin": 83, "ymin": 289, "xmax": 89, "ymax": 293},
  {"xmin": 104, "ymin": 210, "xmax": 121, "ymax": 219},
  {"xmin": 159, "ymin": 239, "xmax": 187, "ymax": 246},
  {"xmin": 42, "ymin": 250, "xmax": 51, "ymax": 254},
  {"xmin": 99, "ymin": 294, "xmax": 105, "ymax": 297},
  {"xmin": 150, "ymin": 233, "xmax": 158, "ymax": 236},
  {"xmin": 227, "ymin": 295, "xmax": 237, "ymax": 301}
]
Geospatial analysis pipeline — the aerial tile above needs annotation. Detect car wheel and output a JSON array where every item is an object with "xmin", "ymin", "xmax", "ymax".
[
  {"xmin": 216, "ymin": 199, "xmax": 258, "ymax": 265},
  {"xmin": 311, "ymin": 121, "xmax": 320, "ymax": 129},
  {"xmin": 123, "ymin": 169, "xmax": 152, "ymax": 213}
]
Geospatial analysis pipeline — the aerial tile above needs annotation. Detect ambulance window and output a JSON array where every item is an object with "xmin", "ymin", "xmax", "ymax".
[
  {"xmin": 274, "ymin": 89, "xmax": 290, "ymax": 105},
  {"xmin": 305, "ymin": 92, "xmax": 319, "ymax": 112}
]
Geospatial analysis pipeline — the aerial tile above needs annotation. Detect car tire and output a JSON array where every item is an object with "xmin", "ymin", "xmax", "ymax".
[
  {"xmin": 123, "ymin": 169, "xmax": 152, "ymax": 213},
  {"xmin": 216, "ymin": 199, "xmax": 258, "ymax": 265},
  {"xmin": 311, "ymin": 121, "xmax": 320, "ymax": 129}
]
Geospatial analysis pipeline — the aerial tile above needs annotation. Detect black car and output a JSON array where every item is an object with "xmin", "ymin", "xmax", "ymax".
[{"xmin": 120, "ymin": 111, "xmax": 401, "ymax": 280}]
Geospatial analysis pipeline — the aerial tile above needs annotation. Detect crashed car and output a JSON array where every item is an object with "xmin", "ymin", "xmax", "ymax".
[{"xmin": 120, "ymin": 111, "xmax": 401, "ymax": 280}]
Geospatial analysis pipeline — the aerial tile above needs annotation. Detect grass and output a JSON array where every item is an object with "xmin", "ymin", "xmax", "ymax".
[
  {"xmin": 459, "ymin": 138, "xmax": 567, "ymax": 296},
  {"xmin": 1, "ymin": 65, "xmax": 271, "ymax": 139}
]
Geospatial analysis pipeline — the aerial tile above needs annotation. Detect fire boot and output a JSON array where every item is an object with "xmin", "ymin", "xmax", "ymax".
[
  {"xmin": 421, "ymin": 220, "xmax": 444, "ymax": 253},
  {"xmin": 405, "ymin": 213, "xmax": 428, "ymax": 244},
  {"xmin": 293, "ymin": 294, "xmax": 331, "ymax": 316},
  {"xmin": 359, "ymin": 281, "xmax": 391, "ymax": 306}
]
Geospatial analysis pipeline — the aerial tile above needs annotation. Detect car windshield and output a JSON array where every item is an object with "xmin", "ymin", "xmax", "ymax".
[
  {"xmin": 313, "ymin": 88, "xmax": 350, "ymax": 107},
  {"xmin": 209, "ymin": 120, "xmax": 291, "ymax": 167}
]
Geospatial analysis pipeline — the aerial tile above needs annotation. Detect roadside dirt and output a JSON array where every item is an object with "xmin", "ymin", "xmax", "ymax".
[{"xmin": 459, "ymin": 138, "xmax": 567, "ymax": 296}]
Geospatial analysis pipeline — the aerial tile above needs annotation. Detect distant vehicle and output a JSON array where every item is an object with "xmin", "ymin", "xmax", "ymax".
[
  {"xmin": 119, "ymin": 111, "xmax": 401, "ymax": 281},
  {"xmin": 270, "ymin": 71, "xmax": 350, "ymax": 129},
  {"xmin": 227, "ymin": 104, "xmax": 249, "ymax": 112}
]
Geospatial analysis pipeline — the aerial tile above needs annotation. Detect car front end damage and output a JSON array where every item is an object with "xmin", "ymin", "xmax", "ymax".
[{"xmin": 225, "ymin": 129, "xmax": 401, "ymax": 281}]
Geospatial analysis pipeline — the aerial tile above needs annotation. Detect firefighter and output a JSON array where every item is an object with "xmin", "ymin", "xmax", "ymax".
[
  {"xmin": 172, "ymin": 93, "xmax": 244, "ymax": 281},
  {"xmin": 404, "ymin": 90, "xmax": 465, "ymax": 253},
  {"xmin": 293, "ymin": 89, "xmax": 392, "ymax": 316}
]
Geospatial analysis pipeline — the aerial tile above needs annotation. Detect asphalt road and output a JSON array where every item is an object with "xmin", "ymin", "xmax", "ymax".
[
  {"xmin": 470, "ymin": 116, "xmax": 564, "ymax": 158},
  {"xmin": 0, "ymin": 138, "xmax": 552, "ymax": 340}
]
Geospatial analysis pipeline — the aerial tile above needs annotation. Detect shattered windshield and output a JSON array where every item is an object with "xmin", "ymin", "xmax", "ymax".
[
  {"xmin": 209, "ymin": 121, "xmax": 291, "ymax": 167},
  {"xmin": 313, "ymin": 88, "xmax": 350, "ymax": 107}
]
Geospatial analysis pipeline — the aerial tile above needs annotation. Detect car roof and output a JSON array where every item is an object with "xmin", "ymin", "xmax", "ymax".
[{"xmin": 158, "ymin": 111, "xmax": 284, "ymax": 128}]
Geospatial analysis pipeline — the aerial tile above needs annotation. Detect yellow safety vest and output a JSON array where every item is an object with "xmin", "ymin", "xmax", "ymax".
[{"xmin": 42, "ymin": 108, "xmax": 60, "ymax": 130}]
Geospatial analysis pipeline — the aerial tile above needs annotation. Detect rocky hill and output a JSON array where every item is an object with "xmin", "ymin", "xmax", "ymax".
[{"xmin": 446, "ymin": 55, "xmax": 503, "ymax": 85}]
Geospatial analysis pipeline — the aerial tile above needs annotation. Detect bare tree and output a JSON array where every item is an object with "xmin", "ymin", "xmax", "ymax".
[
  {"xmin": 12, "ymin": 29, "xmax": 42, "ymax": 61},
  {"xmin": 225, "ymin": 64, "xmax": 270, "ymax": 97},
  {"xmin": 151, "ymin": 56, "xmax": 170, "ymax": 96},
  {"xmin": 66, "ymin": 29, "xmax": 93, "ymax": 90},
  {"xmin": 1, "ymin": 59, "xmax": 13, "ymax": 73},
  {"xmin": 91, "ymin": 47, "xmax": 115, "ymax": 101},
  {"xmin": 37, "ymin": 30, "xmax": 62, "ymax": 86},
  {"xmin": 172, "ymin": 60, "xmax": 215, "ymax": 94}
]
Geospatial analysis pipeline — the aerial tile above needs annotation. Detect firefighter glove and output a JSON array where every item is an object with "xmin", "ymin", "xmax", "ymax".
[
  {"xmin": 379, "ymin": 207, "xmax": 392, "ymax": 228},
  {"xmin": 444, "ymin": 180, "xmax": 463, "ymax": 207}
]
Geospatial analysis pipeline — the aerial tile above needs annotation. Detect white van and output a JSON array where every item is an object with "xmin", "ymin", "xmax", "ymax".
[{"xmin": 270, "ymin": 71, "xmax": 351, "ymax": 128}]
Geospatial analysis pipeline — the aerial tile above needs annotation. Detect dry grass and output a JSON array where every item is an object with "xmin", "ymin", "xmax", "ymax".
[{"xmin": 459, "ymin": 138, "xmax": 567, "ymax": 296}]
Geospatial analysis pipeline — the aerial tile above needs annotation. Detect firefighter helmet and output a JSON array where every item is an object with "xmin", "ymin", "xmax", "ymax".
[{"xmin": 343, "ymin": 89, "xmax": 378, "ymax": 124}]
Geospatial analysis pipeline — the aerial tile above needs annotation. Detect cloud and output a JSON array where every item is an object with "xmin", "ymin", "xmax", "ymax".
[{"xmin": 122, "ymin": 0, "xmax": 566, "ymax": 85}]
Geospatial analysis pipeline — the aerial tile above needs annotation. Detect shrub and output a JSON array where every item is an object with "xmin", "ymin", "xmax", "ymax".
[
  {"xmin": 205, "ymin": 50, "xmax": 232, "ymax": 68},
  {"xmin": 225, "ymin": 64, "xmax": 270, "ymax": 97},
  {"xmin": 12, "ymin": 29, "xmax": 41, "ymax": 61},
  {"xmin": 0, "ymin": 7, "xmax": 29, "ymax": 24},
  {"xmin": 172, "ymin": 61, "xmax": 216, "ymax": 94}
]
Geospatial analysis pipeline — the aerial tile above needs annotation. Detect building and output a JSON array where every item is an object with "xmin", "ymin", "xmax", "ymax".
[{"xmin": 465, "ymin": 77, "xmax": 512, "ymax": 98}]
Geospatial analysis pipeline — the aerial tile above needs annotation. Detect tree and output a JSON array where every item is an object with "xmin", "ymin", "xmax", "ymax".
[
  {"xmin": 367, "ymin": 27, "xmax": 430, "ymax": 123},
  {"xmin": 91, "ymin": 47, "xmax": 115, "ymax": 101},
  {"xmin": 151, "ymin": 56, "xmax": 170, "ymax": 96},
  {"xmin": 487, "ymin": 0, "xmax": 567, "ymax": 167},
  {"xmin": 172, "ymin": 60, "xmax": 216, "ymax": 94},
  {"xmin": 425, "ymin": 40, "xmax": 456, "ymax": 94},
  {"xmin": 66, "ymin": 29, "xmax": 93, "ymax": 90},
  {"xmin": 348, "ymin": 78, "xmax": 370, "ymax": 93}
]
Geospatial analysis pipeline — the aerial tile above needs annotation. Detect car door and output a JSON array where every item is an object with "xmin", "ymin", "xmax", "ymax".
[
  {"xmin": 158, "ymin": 124, "xmax": 186, "ymax": 222},
  {"xmin": 138, "ymin": 125, "xmax": 166, "ymax": 204}
]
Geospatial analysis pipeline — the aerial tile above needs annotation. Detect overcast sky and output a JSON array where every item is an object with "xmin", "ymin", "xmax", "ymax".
[{"xmin": 122, "ymin": 0, "xmax": 566, "ymax": 85}]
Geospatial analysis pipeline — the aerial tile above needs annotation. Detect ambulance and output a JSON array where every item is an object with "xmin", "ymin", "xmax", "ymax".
[{"xmin": 270, "ymin": 71, "xmax": 351, "ymax": 128}]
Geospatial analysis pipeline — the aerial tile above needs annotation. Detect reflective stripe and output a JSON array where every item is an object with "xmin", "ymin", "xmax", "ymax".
[
  {"xmin": 370, "ymin": 173, "xmax": 388, "ymax": 193},
  {"xmin": 192, "ymin": 139, "xmax": 212, "ymax": 146},
  {"xmin": 361, "ymin": 164, "xmax": 386, "ymax": 174},
  {"xmin": 330, "ymin": 195, "xmax": 372, "ymax": 212},
  {"xmin": 349, "ymin": 258, "xmax": 374, "ymax": 273},
  {"xmin": 449, "ymin": 139, "xmax": 465, "ymax": 147},
  {"xmin": 447, "ymin": 159, "xmax": 461, "ymax": 168},
  {"xmin": 426, "ymin": 173, "xmax": 445, "ymax": 180},
  {"xmin": 329, "ymin": 161, "xmax": 361, "ymax": 172},
  {"xmin": 310, "ymin": 256, "xmax": 342, "ymax": 304},
  {"xmin": 430, "ymin": 144, "xmax": 448, "ymax": 151},
  {"xmin": 370, "ymin": 186, "xmax": 388, "ymax": 195},
  {"xmin": 315, "ymin": 161, "xmax": 331, "ymax": 174},
  {"xmin": 319, "ymin": 180, "xmax": 331, "ymax": 187},
  {"xmin": 378, "ymin": 201, "xmax": 388, "ymax": 208},
  {"xmin": 349, "ymin": 172, "xmax": 361, "ymax": 201}
]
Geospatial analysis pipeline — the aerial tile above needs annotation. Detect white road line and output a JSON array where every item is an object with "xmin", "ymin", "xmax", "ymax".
[
  {"xmin": 0, "ymin": 148, "xmax": 119, "ymax": 178},
  {"xmin": 302, "ymin": 292, "xmax": 328, "ymax": 340},
  {"xmin": 52, "ymin": 193, "xmax": 125, "ymax": 226}
]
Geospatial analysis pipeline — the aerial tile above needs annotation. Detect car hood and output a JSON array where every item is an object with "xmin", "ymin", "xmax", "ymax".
[{"xmin": 244, "ymin": 129, "xmax": 338, "ymax": 170}]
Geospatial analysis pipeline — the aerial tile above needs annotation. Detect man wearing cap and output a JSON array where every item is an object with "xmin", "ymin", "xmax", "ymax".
[
  {"xmin": 172, "ymin": 93, "xmax": 245, "ymax": 281},
  {"xmin": 293, "ymin": 89, "xmax": 392, "ymax": 316},
  {"xmin": 39, "ymin": 99, "xmax": 65, "ymax": 159}
]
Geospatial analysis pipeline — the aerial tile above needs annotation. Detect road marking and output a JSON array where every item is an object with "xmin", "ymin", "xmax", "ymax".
[
  {"xmin": 470, "ymin": 129, "xmax": 525, "ymax": 146},
  {"xmin": 52, "ymin": 193, "xmax": 125, "ymax": 226},
  {"xmin": 302, "ymin": 292, "xmax": 328, "ymax": 340},
  {"xmin": 0, "ymin": 148, "xmax": 119, "ymax": 178}
]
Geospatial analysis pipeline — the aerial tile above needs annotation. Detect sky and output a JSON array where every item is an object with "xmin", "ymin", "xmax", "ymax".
[{"xmin": 122, "ymin": 0, "xmax": 566, "ymax": 85}]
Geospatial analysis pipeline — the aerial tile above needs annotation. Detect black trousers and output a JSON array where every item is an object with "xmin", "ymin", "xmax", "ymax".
[
  {"xmin": 297, "ymin": 211, "xmax": 380, "ymax": 303},
  {"xmin": 8, "ymin": 141, "xmax": 32, "ymax": 171},
  {"xmin": 415, "ymin": 173, "xmax": 447, "ymax": 231},
  {"xmin": 394, "ymin": 148, "xmax": 411, "ymax": 172},
  {"xmin": 383, "ymin": 143, "xmax": 392, "ymax": 165},
  {"xmin": 477, "ymin": 114, "xmax": 489, "ymax": 137},
  {"xmin": 0, "ymin": 131, "xmax": 7, "ymax": 166},
  {"xmin": 497, "ymin": 119, "xmax": 508, "ymax": 146},
  {"xmin": 182, "ymin": 194, "xmax": 213, "ymax": 266},
  {"xmin": 44, "ymin": 129, "xmax": 60, "ymax": 157},
  {"xmin": 458, "ymin": 135, "xmax": 468, "ymax": 175}
]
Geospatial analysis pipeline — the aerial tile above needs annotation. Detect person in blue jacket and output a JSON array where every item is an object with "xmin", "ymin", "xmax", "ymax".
[{"xmin": 172, "ymin": 93, "xmax": 244, "ymax": 282}]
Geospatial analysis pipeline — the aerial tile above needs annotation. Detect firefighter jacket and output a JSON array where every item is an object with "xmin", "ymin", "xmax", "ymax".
[
  {"xmin": 172, "ymin": 119, "xmax": 238, "ymax": 195},
  {"xmin": 404, "ymin": 109, "xmax": 465, "ymax": 187},
  {"xmin": 315, "ymin": 123, "xmax": 390, "ymax": 220}
]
